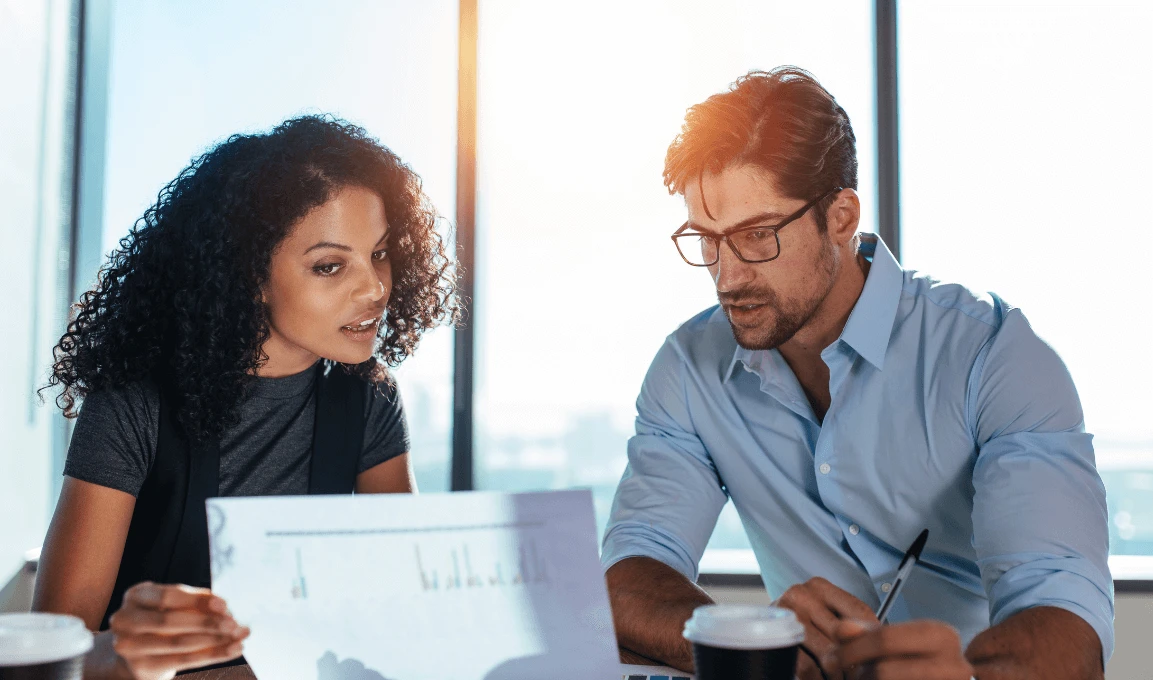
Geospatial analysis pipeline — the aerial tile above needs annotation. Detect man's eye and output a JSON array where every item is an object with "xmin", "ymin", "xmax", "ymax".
[{"xmin": 748, "ymin": 230, "xmax": 770, "ymax": 240}]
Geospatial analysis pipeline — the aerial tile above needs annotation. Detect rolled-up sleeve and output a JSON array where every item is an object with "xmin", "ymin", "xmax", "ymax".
[
  {"xmin": 970, "ymin": 307, "xmax": 1114, "ymax": 659},
  {"xmin": 601, "ymin": 338, "xmax": 728, "ymax": 581}
]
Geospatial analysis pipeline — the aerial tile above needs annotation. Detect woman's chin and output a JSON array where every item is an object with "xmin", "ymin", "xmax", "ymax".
[{"xmin": 319, "ymin": 339, "xmax": 377, "ymax": 366}]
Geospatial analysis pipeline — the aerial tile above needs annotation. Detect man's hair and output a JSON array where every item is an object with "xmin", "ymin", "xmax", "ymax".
[{"xmin": 663, "ymin": 66, "xmax": 857, "ymax": 230}]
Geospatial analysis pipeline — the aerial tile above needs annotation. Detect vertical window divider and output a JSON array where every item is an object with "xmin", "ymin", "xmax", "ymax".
[
  {"xmin": 875, "ymin": 0, "xmax": 901, "ymax": 262},
  {"xmin": 451, "ymin": 0, "xmax": 479, "ymax": 492}
]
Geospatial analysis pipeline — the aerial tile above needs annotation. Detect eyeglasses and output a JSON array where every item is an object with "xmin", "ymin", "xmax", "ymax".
[{"xmin": 671, "ymin": 187, "xmax": 842, "ymax": 267}]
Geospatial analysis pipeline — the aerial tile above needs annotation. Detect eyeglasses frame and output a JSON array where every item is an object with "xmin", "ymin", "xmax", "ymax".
[{"xmin": 670, "ymin": 187, "xmax": 844, "ymax": 267}]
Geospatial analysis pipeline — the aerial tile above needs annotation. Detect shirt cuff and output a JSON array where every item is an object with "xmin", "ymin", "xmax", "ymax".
[
  {"xmin": 986, "ymin": 556, "xmax": 1115, "ymax": 661},
  {"xmin": 601, "ymin": 522, "xmax": 700, "ymax": 582}
]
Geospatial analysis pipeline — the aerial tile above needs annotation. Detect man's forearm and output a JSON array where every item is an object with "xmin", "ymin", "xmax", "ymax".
[
  {"xmin": 966, "ymin": 606, "xmax": 1104, "ymax": 680},
  {"xmin": 605, "ymin": 556, "xmax": 714, "ymax": 672}
]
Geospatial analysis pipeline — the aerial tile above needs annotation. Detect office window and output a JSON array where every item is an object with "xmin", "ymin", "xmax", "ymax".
[
  {"xmin": 474, "ymin": 0, "xmax": 876, "ymax": 566},
  {"xmin": 0, "ymin": 0, "xmax": 74, "ymax": 573},
  {"xmin": 97, "ymin": 0, "xmax": 460, "ymax": 491},
  {"xmin": 899, "ymin": 3, "xmax": 1153, "ymax": 574}
]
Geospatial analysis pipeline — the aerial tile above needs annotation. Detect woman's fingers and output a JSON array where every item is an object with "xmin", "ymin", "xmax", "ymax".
[
  {"xmin": 113, "ymin": 628, "xmax": 250, "ymax": 656},
  {"xmin": 110, "ymin": 605, "xmax": 237, "ymax": 636},
  {"xmin": 124, "ymin": 640, "xmax": 246, "ymax": 676},
  {"xmin": 124, "ymin": 582, "xmax": 227, "ymax": 615}
]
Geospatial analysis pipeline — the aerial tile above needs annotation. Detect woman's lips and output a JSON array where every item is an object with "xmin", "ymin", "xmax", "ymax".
[{"xmin": 340, "ymin": 317, "xmax": 380, "ymax": 341}]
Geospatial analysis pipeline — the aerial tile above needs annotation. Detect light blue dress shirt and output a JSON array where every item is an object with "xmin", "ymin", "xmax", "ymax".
[{"xmin": 602, "ymin": 234, "xmax": 1114, "ymax": 658}]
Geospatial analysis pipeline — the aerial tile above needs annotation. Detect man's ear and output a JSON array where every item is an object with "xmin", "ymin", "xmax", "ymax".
[{"xmin": 827, "ymin": 188, "xmax": 861, "ymax": 246}]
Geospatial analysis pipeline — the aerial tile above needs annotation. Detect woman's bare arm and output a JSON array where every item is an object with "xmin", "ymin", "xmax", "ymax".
[
  {"xmin": 33, "ymin": 476, "xmax": 135, "ymax": 629},
  {"xmin": 34, "ymin": 477, "xmax": 247, "ymax": 679},
  {"xmin": 355, "ymin": 452, "xmax": 416, "ymax": 494}
]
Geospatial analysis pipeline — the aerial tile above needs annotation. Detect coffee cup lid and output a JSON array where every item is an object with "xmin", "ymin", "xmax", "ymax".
[
  {"xmin": 0, "ymin": 613, "xmax": 94, "ymax": 666},
  {"xmin": 683, "ymin": 604, "xmax": 805, "ymax": 650}
]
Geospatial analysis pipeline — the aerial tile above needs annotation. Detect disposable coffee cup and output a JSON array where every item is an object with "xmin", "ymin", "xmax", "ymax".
[
  {"xmin": 683, "ymin": 604, "xmax": 805, "ymax": 680},
  {"xmin": 0, "ymin": 613, "xmax": 93, "ymax": 680}
]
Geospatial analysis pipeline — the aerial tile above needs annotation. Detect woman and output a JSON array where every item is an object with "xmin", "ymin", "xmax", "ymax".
[{"xmin": 33, "ymin": 116, "xmax": 457, "ymax": 678}]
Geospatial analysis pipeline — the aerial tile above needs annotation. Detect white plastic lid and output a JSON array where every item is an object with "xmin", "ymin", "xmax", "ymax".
[
  {"xmin": 0, "ymin": 613, "xmax": 93, "ymax": 666},
  {"xmin": 683, "ymin": 605, "xmax": 805, "ymax": 650}
]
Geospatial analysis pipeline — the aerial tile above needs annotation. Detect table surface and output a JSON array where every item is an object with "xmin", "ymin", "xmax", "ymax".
[{"xmin": 181, "ymin": 658, "xmax": 690, "ymax": 680}]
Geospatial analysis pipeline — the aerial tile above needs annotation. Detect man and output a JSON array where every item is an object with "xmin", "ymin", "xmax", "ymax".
[{"xmin": 602, "ymin": 67, "xmax": 1112, "ymax": 680}]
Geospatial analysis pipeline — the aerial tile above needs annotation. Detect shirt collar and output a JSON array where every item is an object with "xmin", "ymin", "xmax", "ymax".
[
  {"xmin": 839, "ymin": 233, "xmax": 903, "ymax": 370},
  {"xmin": 724, "ymin": 233, "xmax": 904, "ymax": 381}
]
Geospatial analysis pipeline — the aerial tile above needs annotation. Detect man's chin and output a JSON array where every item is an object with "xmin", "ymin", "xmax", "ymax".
[
  {"xmin": 731, "ymin": 327, "xmax": 786, "ymax": 351},
  {"xmin": 726, "ymin": 313, "xmax": 799, "ymax": 351}
]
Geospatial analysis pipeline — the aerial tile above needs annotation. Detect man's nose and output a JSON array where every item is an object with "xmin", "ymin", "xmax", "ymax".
[{"xmin": 711, "ymin": 242, "xmax": 754, "ymax": 293}]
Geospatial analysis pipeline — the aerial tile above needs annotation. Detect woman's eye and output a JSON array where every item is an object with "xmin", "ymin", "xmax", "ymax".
[
  {"xmin": 372, "ymin": 249, "xmax": 388, "ymax": 261},
  {"xmin": 313, "ymin": 262, "xmax": 342, "ymax": 276}
]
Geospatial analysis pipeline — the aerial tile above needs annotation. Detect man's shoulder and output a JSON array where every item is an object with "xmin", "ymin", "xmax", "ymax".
[
  {"xmin": 667, "ymin": 304, "xmax": 733, "ymax": 349},
  {"xmin": 899, "ymin": 269, "xmax": 1007, "ymax": 332},
  {"xmin": 651, "ymin": 305, "xmax": 738, "ymax": 377}
]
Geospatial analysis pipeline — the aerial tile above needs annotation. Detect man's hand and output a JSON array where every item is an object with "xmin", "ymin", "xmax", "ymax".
[
  {"xmin": 824, "ymin": 619, "xmax": 974, "ymax": 680},
  {"xmin": 774, "ymin": 578, "xmax": 878, "ymax": 680}
]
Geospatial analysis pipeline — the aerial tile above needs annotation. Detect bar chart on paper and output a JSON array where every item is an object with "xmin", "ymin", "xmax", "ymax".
[{"xmin": 208, "ymin": 491, "xmax": 620, "ymax": 680}]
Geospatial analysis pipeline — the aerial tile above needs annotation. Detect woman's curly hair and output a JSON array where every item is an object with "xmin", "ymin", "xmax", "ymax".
[{"xmin": 46, "ymin": 115, "xmax": 458, "ymax": 442}]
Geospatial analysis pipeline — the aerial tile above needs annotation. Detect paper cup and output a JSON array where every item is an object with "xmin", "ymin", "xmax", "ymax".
[
  {"xmin": 0, "ymin": 614, "xmax": 93, "ymax": 680},
  {"xmin": 683, "ymin": 604, "xmax": 805, "ymax": 680}
]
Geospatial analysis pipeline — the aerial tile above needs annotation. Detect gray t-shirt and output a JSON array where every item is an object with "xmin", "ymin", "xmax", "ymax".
[{"xmin": 63, "ymin": 365, "xmax": 410, "ymax": 497}]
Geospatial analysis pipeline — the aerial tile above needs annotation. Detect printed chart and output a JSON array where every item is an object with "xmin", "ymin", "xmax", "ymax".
[{"xmin": 208, "ymin": 491, "xmax": 619, "ymax": 680}]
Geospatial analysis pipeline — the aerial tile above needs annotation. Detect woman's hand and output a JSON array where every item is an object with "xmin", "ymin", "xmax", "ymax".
[{"xmin": 106, "ymin": 582, "xmax": 249, "ymax": 680}]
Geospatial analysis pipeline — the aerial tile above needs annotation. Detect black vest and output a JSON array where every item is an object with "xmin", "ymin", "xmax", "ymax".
[{"xmin": 102, "ymin": 363, "xmax": 366, "ymax": 634}]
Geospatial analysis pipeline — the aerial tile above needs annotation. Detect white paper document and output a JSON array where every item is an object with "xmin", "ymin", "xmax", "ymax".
[{"xmin": 207, "ymin": 490, "xmax": 622, "ymax": 680}]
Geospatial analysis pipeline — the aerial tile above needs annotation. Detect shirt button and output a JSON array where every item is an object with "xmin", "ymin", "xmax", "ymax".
[
  {"xmin": 819, "ymin": 463, "xmax": 831, "ymax": 475},
  {"xmin": 849, "ymin": 524, "xmax": 860, "ymax": 535},
  {"xmin": 881, "ymin": 582, "xmax": 892, "ymax": 593}
]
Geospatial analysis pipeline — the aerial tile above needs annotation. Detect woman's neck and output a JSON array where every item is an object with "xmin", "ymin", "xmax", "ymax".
[{"xmin": 256, "ymin": 329, "xmax": 320, "ymax": 378}]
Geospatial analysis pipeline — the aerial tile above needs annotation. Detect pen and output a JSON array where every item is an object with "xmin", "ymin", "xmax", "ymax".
[{"xmin": 875, "ymin": 528, "xmax": 929, "ymax": 623}]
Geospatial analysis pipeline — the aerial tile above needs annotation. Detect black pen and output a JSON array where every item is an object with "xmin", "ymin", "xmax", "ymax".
[{"xmin": 875, "ymin": 529, "xmax": 929, "ymax": 623}]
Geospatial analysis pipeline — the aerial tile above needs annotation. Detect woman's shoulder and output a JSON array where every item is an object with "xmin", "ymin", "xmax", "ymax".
[
  {"xmin": 64, "ymin": 379, "xmax": 163, "ymax": 497},
  {"xmin": 75, "ymin": 379, "xmax": 162, "ymax": 432},
  {"xmin": 357, "ymin": 372, "xmax": 410, "ymax": 470}
]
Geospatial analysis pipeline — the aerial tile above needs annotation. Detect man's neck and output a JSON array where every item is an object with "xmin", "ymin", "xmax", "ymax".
[
  {"xmin": 781, "ymin": 251, "xmax": 870, "ymax": 361},
  {"xmin": 778, "ymin": 250, "xmax": 870, "ymax": 420}
]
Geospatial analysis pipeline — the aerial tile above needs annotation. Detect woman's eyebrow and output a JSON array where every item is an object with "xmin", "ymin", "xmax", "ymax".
[
  {"xmin": 303, "ymin": 231, "xmax": 389, "ymax": 255},
  {"xmin": 304, "ymin": 241, "xmax": 351, "ymax": 254}
]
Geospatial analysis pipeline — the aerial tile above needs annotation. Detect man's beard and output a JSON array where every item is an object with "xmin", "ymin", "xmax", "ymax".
[{"xmin": 721, "ymin": 235, "xmax": 838, "ymax": 351}]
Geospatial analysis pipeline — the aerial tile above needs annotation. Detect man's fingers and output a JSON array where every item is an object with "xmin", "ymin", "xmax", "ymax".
[
  {"xmin": 828, "ymin": 621, "xmax": 963, "ymax": 671},
  {"xmin": 855, "ymin": 656, "xmax": 974, "ymax": 680},
  {"xmin": 808, "ymin": 578, "xmax": 879, "ymax": 622},
  {"xmin": 778, "ymin": 586, "xmax": 846, "ymax": 643},
  {"xmin": 124, "ymin": 582, "xmax": 227, "ymax": 614},
  {"xmin": 835, "ymin": 618, "xmax": 878, "ymax": 643},
  {"xmin": 110, "ymin": 606, "xmax": 238, "ymax": 636}
]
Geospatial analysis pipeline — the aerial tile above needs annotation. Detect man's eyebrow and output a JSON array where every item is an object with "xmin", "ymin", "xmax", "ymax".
[
  {"xmin": 303, "ymin": 231, "xmax": 389, "ymax": 255},
  {"xmin": 687, "ymin": 211, "xmax": 788, "ymax": 236}
]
